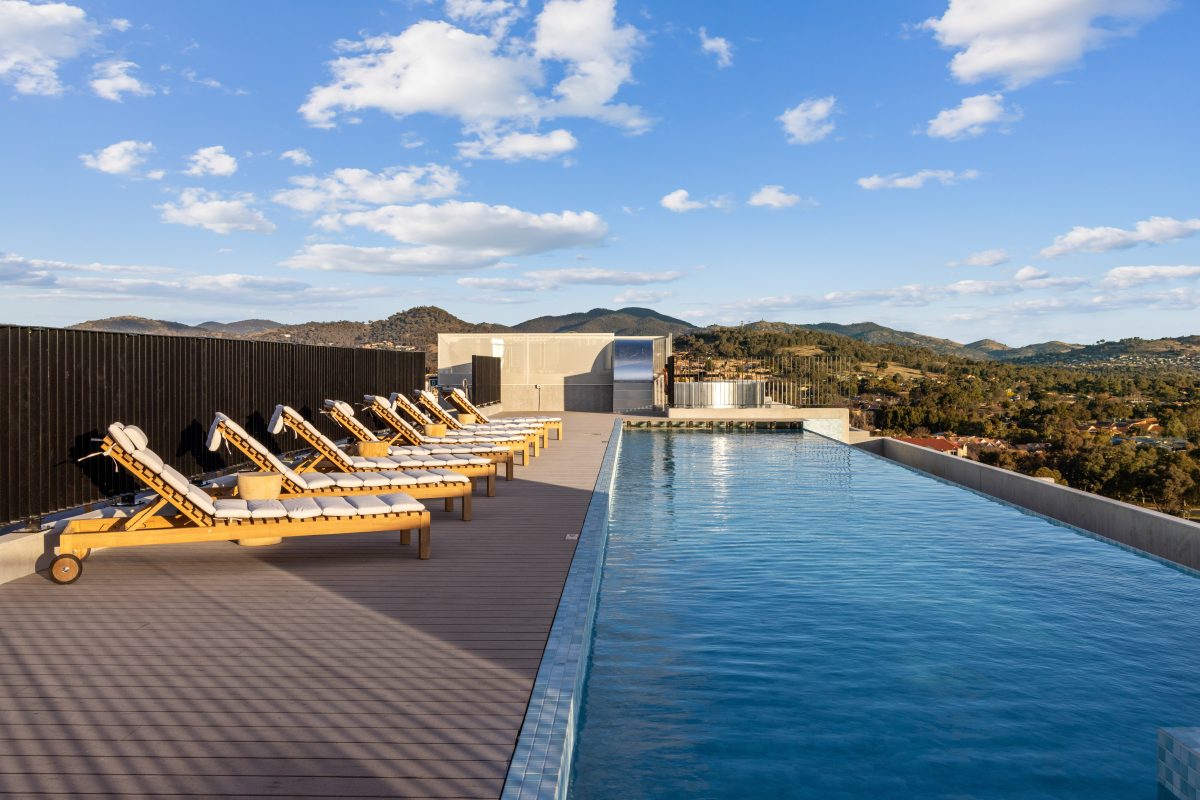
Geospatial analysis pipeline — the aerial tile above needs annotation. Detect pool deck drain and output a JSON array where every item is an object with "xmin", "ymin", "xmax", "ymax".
[{"xmin": 0, "ymin": 411, "xmax": 615, "ymax": 799}]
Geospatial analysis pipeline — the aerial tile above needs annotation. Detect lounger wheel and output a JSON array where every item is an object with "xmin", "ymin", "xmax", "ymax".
[
  {"xmin": 49, "ymin": 554, "xmax": 83, "ymax": 585},
  {"xmin": 76, "ymin": 548, "xmax": 92, "ymax": 561}
]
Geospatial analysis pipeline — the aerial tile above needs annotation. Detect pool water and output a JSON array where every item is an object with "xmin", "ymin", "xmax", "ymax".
[{"xmin": 568, "ymin": 431, "xmax": 1199, "ymax": 799}]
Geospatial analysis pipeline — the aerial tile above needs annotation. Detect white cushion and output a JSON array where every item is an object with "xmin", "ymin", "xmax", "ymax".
[
  {"xmin": 465, "ymin": 456, "xmax": 492, "ymax": 465},
  {"xmin": 130, "ymin": 448, "xmax": 164, "ymax": 474},
  {"xmin": 356, "ymin": 471, "xmax": 392, "ymax": 488},
  {"xmin": 246, "ymin": 499, "xmax": 287, "ymax": 519},
  {"xmin": 214, "ymin": 499, "xmax": 252, "ymax": 519},
  {"xmin": 185, "ymin": 485, "xmax": 216, "ymax": 516},
  {"xmin": 206, "ymin": 414, "xmax": 226, "ymax": 452},
  {"xmin": 402, "ymin": 470, "xmax": 442, "ymax": 485},
  {"xmin": 325, "ymin": 399, "xmax": 355, "ymax": 417},
  {"xmin": 326, "ymin": 472, "xmax": 366, "ymax": 488},
  {"xmin": 159, "ymin": 465, "xmax": 191, "ymax": 494},
  {"xmin": 344, "ymin": 495, "xmax": 389, "ymax": 515},
  {"xmin": 349, "ymin": 455, "xmax": 399, "ymax": 468},
  {"xmin": 430, "ymin": 469, "xmax": 470, "ymax": 484},
  {"xmin": 314, "ymin": 497, "xmax": 357, "ymax": 517},
  {"xmin": 107, "ymin": 423, "xmax": 137, "ymax": 452},
  {"xmin": 299, "ymin": 472, "xmax": 336, "ymax": 490},
  {"xmin": 124, "ymin": 425, "xmax": 149, "ymax": 450},
  {"xmin": 376, "ymin": 470, "xmax": 418, "ymax": 486},
  {"xmin": 377, "ymin": 492, "xmax": 425, "ymax": 513},
  {"xmin": 281, "ymin": 497, "xmax": 321, "ymax": 520},
  {"xmin": 388, "ymin": 456, "xmax": 433, "ymax": 468},
  {"xmin": 268, "ymin": 405, "xmax": 288, "ymax": 435}
]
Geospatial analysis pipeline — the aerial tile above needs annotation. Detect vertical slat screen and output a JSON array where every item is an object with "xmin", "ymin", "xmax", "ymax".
[
  {"xmin": 0, "ymin": 326, "xmax": 425, "ymax": 526},
  {"xmin": 470, "ymin": 355, "xmax": 502, "ymax": 406}
]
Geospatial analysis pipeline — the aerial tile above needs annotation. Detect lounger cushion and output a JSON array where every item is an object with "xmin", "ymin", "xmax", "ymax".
[
  {"xmin": 298, "ymin": 472, "xmax": 336, "ymax": 490},
  {"xmin": 124, "ymin": 426, "xmax": 150, "ymax": 450},
  {"xmin": 325, "ymin": 472, "xmax": 366, "ymax": 488},
  {"xmin": 107, "ymin": 423, "xmax": 137, "ymax": 452},
  {"xmin": 376, "ymin": 470, "xmax": 418, "ymax": 486},
  {"xmin": 349, "ymin": 455, "xmax": 399, "ymax": 468},
  {"xmin": 313, "ymin": 497, "xmax": 358, "ymax": 517},
  {"xmin": 281, "ymin": 497, "xmax": 321, "ymax": 519},
  {"xmin": 355, "ymin": 471, "xmax": 393, "ymax": 488},
  {"xmin": 324, "ymin": 399, "xmax": 356, "ymax": 418},
  {"xmin": 378, "ymin": 492, "xmax": 426, "ymax": 513},
  {"xmin": 159, "ymin": 465, "xmax": 192, "ymax": 494},
  {"xmin": 185, "ymin": 486, "xmax": 217, "ymax": 516},
  {"xmin": 130, "ymin": 448, "xmax": 164, "ymax": 474},
  {"xmin": 344, "ymin": 495, "xmax": 389, "ymax": 515},
  {"xmin": 402, "ymin": 470, "xmax": 443, "ymax": 485},
  {"xmin": 387, "ymin": 456, "xmax": 435, "ymax": 468},
  {"xmin": 429, "ymin": 469, "xmax": 470, "ymax": 483},
  {"xmin": 268, "ymin": 405, "xmax": 289, "ymax": 435},
  {"xmin": 214, "ymin": 499, "xmax": 252, "ymax": 519}
]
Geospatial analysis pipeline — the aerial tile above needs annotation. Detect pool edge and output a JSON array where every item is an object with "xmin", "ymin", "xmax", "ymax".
[{"xmin": 501, "ymin": 418, "xmax": 623, "ymax": 800}]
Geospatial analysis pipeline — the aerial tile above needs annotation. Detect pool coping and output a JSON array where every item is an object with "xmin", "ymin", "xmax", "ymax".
[{"xmin": 501, "ymin": 418, "xmax": 623, "ymax": 800}]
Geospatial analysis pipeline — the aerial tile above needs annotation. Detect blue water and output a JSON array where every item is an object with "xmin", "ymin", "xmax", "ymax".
[{"xmin": 568, "ymin": 431, "xmax": 1200, "ymax": 799}]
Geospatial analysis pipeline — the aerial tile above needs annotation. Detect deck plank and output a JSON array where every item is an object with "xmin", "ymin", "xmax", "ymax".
[{"xmin": 0, "ymin": 411, "xmax": 615, "ymax": 799}]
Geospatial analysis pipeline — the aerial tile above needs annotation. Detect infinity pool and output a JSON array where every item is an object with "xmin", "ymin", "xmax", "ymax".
[{"xmin": 568, "ymin": 431, "xmax": 1200, "ymax": 799}]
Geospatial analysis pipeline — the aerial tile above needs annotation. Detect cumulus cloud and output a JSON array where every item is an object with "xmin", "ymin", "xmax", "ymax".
[
  {"xmin": 779, "ymin": 96, "xmax": 836, "ymax": 144},
  {"xmin": 660, "ymin": 189, "xmax": 727, "ymax": 213},
  {"xmin": 920, "ymin": 0, "xmax": 1169, "ymax": 88},
  {"xmin": 89, "ymin": 59, "xmax": 153, "ymax": 101},
  {"xmin": 109, "ymin": 18, "xmax": 130, "ymax": 32},
  {"xmin": 748, "ymin": 185, "xmax": 809, "ymax": 209},
  {"xmin": 458, "ymin": 128, "xmax": 577, "ymax": 161},
  {"xmin": 285, "ymin": 200, "xmax": 608, "ymax": 274},
  {"xmin": 927, "ymin": 93, "xmax": 1019, "ymax": 139},
  {"xmin": 948, "ymin": 247, "xmax": 1009, "ymax": 268},
  {"xmin": 445, "ymin": 0, "xmax": 527, "ymax": 38},
  {"xmin": 857, "ymin": 168, "xmax": 979, "ymax": 190},
  {"xmin": 1041, "ymin": 215, "xmax": 1200, "ymax": 257},
  {"xmin": 699, "ymin": 27, "xmax": 732, "ymax": 68},
  {"xmin": 280, "ymin": 148, "xmax": 313, "ymax": 166},
  {"xmin": 79, "ymin": 139, "xmax": 154, "ymax": 175},
  {"xmin": 184, "ymin": 145, "xmax": 238, "ymax": 177},
  {"xmin": 273, "ymin": 164, "xmax": 462, "ymax": 212},
  {"xmin": 1014, "ymin": 265, "xmax": 1048, "ymax": 281},
  {"xmin": 159, "ymin": 189, "xmax": 276, "ymax": 234},
  {"xmin": 457, "ymin": 267, "xmax": 682, "ymax": 292},
  {"xmin": 301, "ymin": 0, "xmax": 647, "ymax": 137},
  {"xmin": 1100, "ymin": 265, "xmax": 1200, "ymax": 288},
  {"xmin": 614, "ymin": 288, "xmax": 673, "ymax": 304},
  {"xmin": 0, "ymin": 0, "xmax": 98, "ymax": 95}
]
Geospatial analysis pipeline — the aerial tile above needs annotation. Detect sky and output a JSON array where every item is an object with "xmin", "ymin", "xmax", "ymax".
[{"xmin": 1, "ymin": 0, "xmax": 1198, "ymax": 346}]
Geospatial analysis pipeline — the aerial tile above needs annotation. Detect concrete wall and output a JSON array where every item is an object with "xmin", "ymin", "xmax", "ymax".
[
  {"xmin": 857, "ymin": 437, "xmax": 1200, "ymax": 572},
  {"xmin": 667, "ymin": 406, "xmax": 850, "ymax": 442},
  {"xmin": 439, "ymin": 333, "xmax": 615, "ymax": 412}
]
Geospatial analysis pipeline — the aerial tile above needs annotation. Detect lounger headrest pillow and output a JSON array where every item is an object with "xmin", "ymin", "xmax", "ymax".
[
  {"xmin": 452, "ymin": 388, "xmax": 468, "ymax": 399},
  {"xmin": 124, "ymin": 426, "xmax": 150, "ymax": 451},
  {"xmin": 419, "ymin": 390, "xmax": 437, "ymax": 402},
  {"xmin": 327, "ymin": 400, "xmax": 355, "ymax": 417},
  {"xmin": 107, "ymin": 422, "xmax": 137, "ymax": 452},
  {"xmin": 268, "ymin": 405, "xmax": 287, "ymax": 435},
  {"xmin": 206, "ymin": 413, "xmax": 230, "ymax": 452}
]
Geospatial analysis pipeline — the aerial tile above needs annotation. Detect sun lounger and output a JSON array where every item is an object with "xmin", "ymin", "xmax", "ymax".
[
  {"xmin": 391, "ymin": 391, "xmax": 541, "ymax": 456},
  {"xmin": 51, "ymin": 422, "xmax": 430, "ymax": 584},
  {"xmin": 444, "ymin": 386, "xmax": 563, "ymax": 441},
  {"xmin": 206, "ymin": 412, "xmax": 482, "ymax": 518},
  {"xmin": 264, "ymin": 406, "xmax": 497, "ymax": 518},
  {"xmin": 413, "ymin": 390, "xmax": 547, "ymax": 450},
  {"xmin": 365, "ymin": 394, "xmax": 528, "ymax": 471}
]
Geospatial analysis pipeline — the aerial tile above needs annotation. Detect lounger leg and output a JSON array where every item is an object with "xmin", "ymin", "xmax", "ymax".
[
  {"xmin": 487, "ymin": 473, "xmax": 495, "ymax": 497},
  {"xmin": 543, "ymin": 430, "xmax": 549, "ymax": 449},
  {"xmin": 419, "ymin": 523, "xmax": 431, "ymax": 559},
  {"xmin": 557, "ymin": 424, "xmax": 563, "ymax": 442},
  {"xmin": 444, "ymin": 497, "xmax": 454, "ymax": 513},
  {"xmin": 506, "ymin": 455, "xmax": 514, "ymax": 480},
  {"xmin": 400, "ymin": 529, "xmax": 412, "ymax": 545},
  {"xmin": 461, "ymin": 492, "xmax": 472, "ymax": 522}
]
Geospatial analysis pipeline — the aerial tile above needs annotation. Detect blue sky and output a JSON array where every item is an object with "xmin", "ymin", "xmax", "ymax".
[{"xmin": 1, "ymin": 0, "xmax": 1197, "ymax": 345}]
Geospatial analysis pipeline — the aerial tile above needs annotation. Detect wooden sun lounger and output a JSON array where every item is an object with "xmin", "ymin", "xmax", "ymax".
[
  {"xmin": 206, "ymin": 412, "xmax": 482, "ymax": 520},
  {"xmin": 444, "ymin": 387, "xmax": 564, "ymax": 442},
  {"xmin": 364, "ymin": 394, "xmax": 526, "ymax": 472},
  {"xmin": 51, "ymin": 423, "xmax": 431, "ymax": 584},
  {"xmin": 414, "ymin": 390, "xmax": 548, "ymax": 451},
  {"xmin": 264, "ymin": 407, "xmax": 482, "ymax": 520}
]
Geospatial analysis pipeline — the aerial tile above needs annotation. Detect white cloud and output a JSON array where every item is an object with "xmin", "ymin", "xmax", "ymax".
[
  {"xmin": 921, "ymin": 0, "xmax": 1169, "ymax": 88},
  {"xmin": 1100, "ymin": 265, "xmax": 1200, "ymax": 288},
  {"xmin": 445, "ymin": 0, "xmax": 527, "ymax": 37},
  {"xmin": 273, "ymin": 164, "xmax": 462, "ymax": 212},
  {"xmin": 699, "ymin": 27, "xmax": 732, "ymax": 68},
  {"xmin": 109, "ymin": 18, "xmax": 130, "ymax": 32},
  {"xmin": 948, "ymin": 247, "xmax": 1009, "ymax": 268},
  {"xmin": 458, "ymin": 267, "xmax": 681, "ymax": 292},
  {"xmin": 286, "ymin": 200, "xmax": 608, "ymax": 274},
  {"xmin": 145, "ymin": 169, "xmax": 164, "ymax": 180},
  {"xmin": 779, "ymin": 96, "xmax": 836, "ymax": 145},
  {"xmin": 184, "ymin": 145, "xmax": 238, "ymax": 177},
  {"xmin": 301, "ymin": 1, "xmax": 647, "ymax": 135},
  {"xmin": 458, "ymin": 128, "xmax": 577, "ymax": 161},
  {"xmin": 614, "ymin": 288, "xmax": 673, "ymax": 304},
  {"xmin": 280, "ymin": 148, "xmax": 313, "ymax": 166},
  {"xmin": 748, "ymin": 185, "xmax": 804, "ymax": 209},
  {"xmin": 1014, "ymin": 265, "xmax": 1048, "ymax": 281},
  {"xmin": 0, "ymin": 0, "xmax": 98, "ymax": 95},
  {"xmin": 660, "ymin": 189, "xmax": 727, "ymax": 213},
  {"xmin": 857, "ymin": 168, "xmax": 979, "ymax": 190},
  {"xmin": 927, "ymin": 93, "xmax": 1018, "ymax": 139},
  {"xmin": 159, "ymin": 189, "xmax": 276, "ymax": 234},
  {"xmin": 1041, "ymin": 215, "xmax": 1200, "ymax": 257},
  {"xmin": 79, "ymin": 139, "xmax": 154, "ymax": 175},
  {"xmin": 89, "ymin": 59, "xmax": 153, "ymax": 101},
  {"xmin": 181, "ymin": 67, "xmax": 246, "ymax": 95}
]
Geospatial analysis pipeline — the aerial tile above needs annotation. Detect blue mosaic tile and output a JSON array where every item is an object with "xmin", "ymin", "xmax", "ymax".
[{"xmin": 1161, "ymin": 729, "xmax": 1200, "ymax": 800}]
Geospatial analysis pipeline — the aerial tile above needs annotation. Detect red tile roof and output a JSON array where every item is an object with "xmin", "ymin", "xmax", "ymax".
[{"xmin": 895, "ymin": 437, "xmax": 963, "ymax": 453}]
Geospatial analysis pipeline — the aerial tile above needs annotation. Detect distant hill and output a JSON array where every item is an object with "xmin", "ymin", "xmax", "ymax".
[
  {"xmin": 1006, "ymin": 335, "xmax": 1200, "ymax": 369},
  {"xmin": 510, "ymin": 307, "xmax": 695, "ymax": 336},
  {"xmin": 799, "ymin": 322, "xmax": 993, "ymax": 361},
  {"xmin": 197, "ymin": 319, "xmax": 281, "ymax": 335},
  {"xmin": 71, "ymin": 316, "xmax": 205, "ymax": 336}
]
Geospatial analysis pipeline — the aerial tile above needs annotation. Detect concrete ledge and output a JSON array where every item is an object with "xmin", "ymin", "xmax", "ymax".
[
  {"xmin": 0, "ymin": 528, "xmax": 56, "ymax": 586},
  {"xmin": 857, "ymin": 437, "xmax": 1200, "ymax": 572}
]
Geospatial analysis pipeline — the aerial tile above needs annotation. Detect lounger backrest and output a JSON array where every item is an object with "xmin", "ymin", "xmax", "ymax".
[
  {"xmin": 364, "ymin": 395, "xmax": 423, "ymax": 445},
  {"xmin": 106, "ymin": 422, "xmax": 217, "ymax": 522},
  {"xmin": 269, "ymin": 405, "xmax": 355, "ymax": 470},
  {"xmin": 449, "ymin": 387, "xmax": 491, "ymax": 423},
  {"xmin": 417, "ymin": 390, "xmax": 462, "ymax": 428},
  {"xmin": 206, "ymin": 413, "xmax": 307, "ymax": 492},
  {"xmin": 324, "ymin": 399, "xmax": 380, "ymax": 442},
  {"xmin": 389, "ymin": 392, "xmax": 435, "ymax": 425}
]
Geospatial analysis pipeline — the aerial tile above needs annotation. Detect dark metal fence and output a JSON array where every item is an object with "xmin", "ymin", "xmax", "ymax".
[
  {"xmin": 0, "ymin": 325, "xmax": 425, "ymax": 526},
  {"xmin": 669, "ymin": 354, "xmax": 850, "ymax": 408},
  {"xmin": 471, "ymin": 355, "xmax": 501, "ymax": 406}
]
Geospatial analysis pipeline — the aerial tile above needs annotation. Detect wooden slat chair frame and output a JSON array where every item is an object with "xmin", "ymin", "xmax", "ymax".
[
  {"xmin": 391, "ymin": 391, "xmax": 541, "ymax": 457},
  {"xmin": 52, "ymin": 423, "xmax": 431, "ymax": 584},
  {"xmin": 207, "ymin": 413, "xmax": 486, "ymax": 517},
  {"xmin": 368, "ymin": 394, "xmax": 527, "ymax": 472},
  {"xmin": 266, "ymin": 406, "xmax": 481, "ymax": 520},
  {"xmin": 321, "ymin": 399, "xmax": 508, "ymax": 486},
  {"xmin": 414, "ymin": 390, "xmax": 548, "ymax": 451},
  {"xmin": 444, "ymin": 387, "xmax": 563, "ymax": 442}
]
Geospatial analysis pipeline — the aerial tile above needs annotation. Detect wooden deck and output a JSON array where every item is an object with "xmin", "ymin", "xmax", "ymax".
[{"xmin": 0, "ymin": 412, "xmax": 616, "ymax": 799}]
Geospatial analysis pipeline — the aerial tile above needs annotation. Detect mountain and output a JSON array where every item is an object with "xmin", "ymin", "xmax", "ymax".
[
  {"xmin": 1005, "ymin": 335, "xmax": 1200, "ymax": 369},
  {"xmin": 72, "ymin": 316, "xmax": 210, "ymax": 336},
  {"xmin": 366, "ymin": 306, "xmax": 508, "ymax": 345},
  {"xmin": 965, "ymin": 338, "xmax": 1010, "ymax": 354},
  {"xmin": 510, "ymin": 307, "xmax": 695, "ymax": 336},
  {"xmin": 197, "ymin": 319, "xmax": 281, "ymax": 335},
  {"xmin": 799, "ymin": 322, "xmax": 991, "ymax": 360}
]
